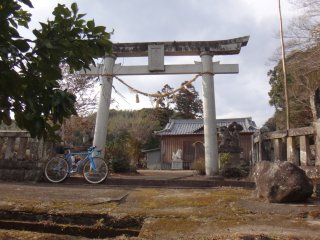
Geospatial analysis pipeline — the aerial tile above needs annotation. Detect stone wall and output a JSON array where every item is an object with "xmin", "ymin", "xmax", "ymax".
[{"xmin": 0, "ymin": 131, "xmax": 53, "ymax": 182}]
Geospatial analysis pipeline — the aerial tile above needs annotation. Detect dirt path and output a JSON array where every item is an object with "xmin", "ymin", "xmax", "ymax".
[{"xmin": 0, "ymin": 182, "xmax": 320, "ymax": 239}]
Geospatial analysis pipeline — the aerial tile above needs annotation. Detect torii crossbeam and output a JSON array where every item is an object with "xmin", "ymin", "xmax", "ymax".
[{"xmin": 82, "ymin": 36, "xmax": 249, "ymax": 176}]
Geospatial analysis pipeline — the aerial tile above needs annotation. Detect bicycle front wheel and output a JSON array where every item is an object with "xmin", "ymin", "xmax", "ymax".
[
  {"xmin": 83, "ymin": 157, "xmax": 108, "ymax": 184},
  {"xmin": 45, "ymin": 157, "xmax": 69, "ymax": 183}
]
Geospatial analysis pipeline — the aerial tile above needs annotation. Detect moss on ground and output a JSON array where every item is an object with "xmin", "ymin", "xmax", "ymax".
[
  {"xmin": 0, "ymin": 229, "xmax": 82, "ymax": 240},
  {"xmin": 1, "ymin": 186, "xmax": 320, "ymax": 239},
  {"xmin": 2, "ymin": 197, "xmax": 118, "ymax": 214}
]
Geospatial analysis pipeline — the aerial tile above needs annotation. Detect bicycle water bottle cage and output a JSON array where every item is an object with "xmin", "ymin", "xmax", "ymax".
[{"xmin": 95, "ymin": 150, "xmax": 101, "ymax": 157}]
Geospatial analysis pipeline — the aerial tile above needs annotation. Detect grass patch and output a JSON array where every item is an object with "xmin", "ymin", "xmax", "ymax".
[{"xmin": 2, "ymin": 197, "xmax": 118, "ymax": 214}]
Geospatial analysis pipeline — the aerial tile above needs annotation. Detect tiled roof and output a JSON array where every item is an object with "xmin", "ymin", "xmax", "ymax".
[{"xmin": 155, "ymin": 117, "xmax": 258, "ymax": 136}]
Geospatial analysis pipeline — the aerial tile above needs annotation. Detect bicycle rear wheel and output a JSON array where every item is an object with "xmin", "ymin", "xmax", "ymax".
[
  {"xmin": 83, "ymin": 157, "xmax": 108, "ymax": 184},
  {"xmin": 45, "ymin": 157, "xmax": 69, "ymax": 183}
]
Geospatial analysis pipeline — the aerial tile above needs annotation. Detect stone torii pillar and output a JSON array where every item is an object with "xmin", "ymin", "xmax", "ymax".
[
  {"xmin": 201, "ymin": 52, "xmax": 218, "ymax": 175},
  {"xmin": 92, "ymin": 55, "xmax": 115, "ymax": 157},
  {"xmin": 82, "ymin": 36, "xmax": 249, "ymax": 176}
]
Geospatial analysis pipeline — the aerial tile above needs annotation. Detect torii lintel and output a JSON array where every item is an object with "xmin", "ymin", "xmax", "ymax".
[{"xmin": 112, "ymin": 36, "xmax": 249, "ymax": 57}]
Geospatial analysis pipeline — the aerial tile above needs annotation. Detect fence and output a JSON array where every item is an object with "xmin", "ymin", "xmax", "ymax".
[
  {"xmin": 252, "ymin": 122, "xmax": 320, "ymax": 178},
  {"xmin": 0, "ymin": 131, "xmax": 53, "ymax": 182}
]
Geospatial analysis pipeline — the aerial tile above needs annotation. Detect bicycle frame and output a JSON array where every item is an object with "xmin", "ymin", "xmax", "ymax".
[{"xmin": 64, "ymin": 147, "xmax": 100, "ymax": 173}]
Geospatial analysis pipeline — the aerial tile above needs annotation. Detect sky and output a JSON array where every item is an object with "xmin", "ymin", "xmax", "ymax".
[{"xmin": 24, "ymin": 0, "xmax": 300, "ymax": 127}]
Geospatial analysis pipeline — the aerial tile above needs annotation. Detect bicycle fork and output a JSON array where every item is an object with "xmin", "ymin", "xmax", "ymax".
[{"xmin": 88, "ymin": 157, "xmax": 97, "ymax": 172}]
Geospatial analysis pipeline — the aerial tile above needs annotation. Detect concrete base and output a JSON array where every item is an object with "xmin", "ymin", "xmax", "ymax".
[
  {"xmin": 171, "ymin": 161, "xmax": 183, "ymax": 170},
  {"xmin": 207, "ymin": 175, "xmax": 224, "ymax": 181}
]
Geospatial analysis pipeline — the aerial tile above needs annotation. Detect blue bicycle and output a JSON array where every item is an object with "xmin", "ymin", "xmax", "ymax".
[{"xmin": 44, "ymin": 146, "xmax": 108, "ymax": 184}]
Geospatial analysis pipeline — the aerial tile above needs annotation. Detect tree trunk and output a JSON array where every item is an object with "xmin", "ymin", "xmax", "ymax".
[
  {"xmin": 312, "ymin": 88, "xmax": 320, "ymax": 166},
  {"xmin": 310, "ymin": 93, "xmax": 318, "ymax": 121}
]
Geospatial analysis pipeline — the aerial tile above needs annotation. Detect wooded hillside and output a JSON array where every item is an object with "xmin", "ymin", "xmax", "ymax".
[{"xmin": 266, "ymin": 0, "xmax": 320, "ymax": 130}]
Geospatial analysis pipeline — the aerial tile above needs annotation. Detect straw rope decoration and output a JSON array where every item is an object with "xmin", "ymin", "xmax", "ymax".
[{"xmin": 113, "ymin": 74, "xmax": 201, "ymax": 106}]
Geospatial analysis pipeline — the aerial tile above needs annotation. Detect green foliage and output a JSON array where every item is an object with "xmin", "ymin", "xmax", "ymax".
[
  {"xmin": 0, "ymin": 0, "xmax": 112, "ymax": 139},
  {"xmin": 174, "ymin": 81, "xmax": 203, "ymax": 119},
  {"xmin": 152, "ymin": 108, "xmax": 174, "ymax": 129},
  {"xmin": 109, "ymin": 157, "xmax": 138, "ymax": 173},
  {"xmin": 268, "ymin": 66, "xmax": 285, "ymax": 112},
  {"xmin": 154, "ymin": 81, "xmax": 203, "ymax": 122},
  {"xmin": 106, "ymin": 129, "xmax": 130, "ymax": 161},
  {"xmin": 219, "ymin": 153, "xmax": 232, "ymax": 169},
  {"xmin": 143, "ymin": 135, "xmax": 160, "ymax": 150},
  {"xmin": 191, "ymin": 158, "xmax": 205, "ymax": 175}
]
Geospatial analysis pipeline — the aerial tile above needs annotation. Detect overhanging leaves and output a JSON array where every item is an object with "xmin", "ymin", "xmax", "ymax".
[{"xmin": 0, "ymin": 1, "xmax": 112, "ymax": 139}]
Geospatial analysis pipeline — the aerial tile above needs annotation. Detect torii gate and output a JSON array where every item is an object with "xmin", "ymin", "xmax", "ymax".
[{"xmin": 83, "ymin": 36, "xmax": 249, "ymax": 176}]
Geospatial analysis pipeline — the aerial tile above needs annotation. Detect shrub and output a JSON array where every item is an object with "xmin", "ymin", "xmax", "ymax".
[
  {"xmin": 110, "ymin": 159, "xmax": 130, "ymax": 173},
  {"xmin": 110, "ymin": 158, "xmax": 138, "ymax": 173},
  {"xmin": 191, "ymin": 158, "xmax": 205, "ymax": 175},
  {"xmin": 219, "ymin": 153, "xmax": 232, "ymax": 169},
  {"xmin": 222, "ymin": 167, "xmax": 243, "ymax": 178}
]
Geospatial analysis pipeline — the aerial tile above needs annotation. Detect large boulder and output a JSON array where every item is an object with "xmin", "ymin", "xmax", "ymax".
[{"xmin": 253, "ymin": 161, "xmax": 314, "ymax": 203}]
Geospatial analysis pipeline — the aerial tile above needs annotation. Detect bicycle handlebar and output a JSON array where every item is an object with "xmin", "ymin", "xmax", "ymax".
[{"xmin": 88, "ymin": 146, "xmax": 97, "ymax": 152}]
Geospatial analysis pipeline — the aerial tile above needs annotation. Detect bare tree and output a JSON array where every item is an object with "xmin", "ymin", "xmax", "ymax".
[
  {"xmin": 59, "ymin": 63, "xmax": 98, "ymax": 116},
  {"xmin": 283, "ymin": 1, "xmax": 320, "ymax": 121},
  {"xmin": 286, "ymin": 46, "xmax": 320, "ymax": 120},
  {"xmin": 58, "ymin": 64, "xmax": 99, "ymax": 145},
  {"xmin": 287, "ymin": 0, "xmax": 320, "ymax": 50}
]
